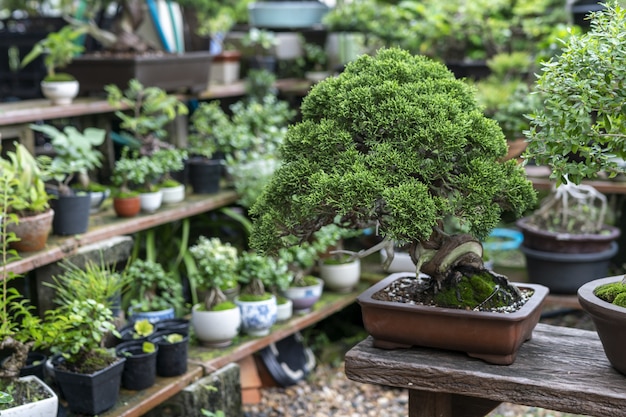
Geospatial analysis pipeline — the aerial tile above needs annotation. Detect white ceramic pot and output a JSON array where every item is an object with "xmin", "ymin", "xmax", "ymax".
[
  {"xmin": 276, "ymin": 298, "xmax": 293, "ymax": 322},
  {"xmin": 281, "ymin": 278, "xmax": 324, "ymax": 314},
  {"xmin": 319, "ymin": 258, "xmax": 361, "ymax": 293},
  {"xmin": 1, "ymin": 375, "xmax": 58, "ymax": 417},
  {"xmin": 40, "ymin": 80, "xmax": 79, "ymax": 105},
  {"xmin": 139, "ymin": 190, "xmax": 163, "ymax": 213},
  {"xmin": 160, "ymin": 184, "xmax": 185, "ymax": 204},
  {"xmin": 192, "ymin": 304, "xmax": 241, "ymax": 347},
  {"xmin": 235, "ymin": 294, "xmax": 277, "ymax": 336},
  {"xmin": 379, "ymin": 249, "xmax": 415, "ymax": 273},
  {"xmin": 88, "ymin": 189, "xmax": 111, "ymax": 213}
]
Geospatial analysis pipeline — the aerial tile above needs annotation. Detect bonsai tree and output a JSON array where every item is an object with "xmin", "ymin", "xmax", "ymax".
[
  {"xmin": 188, "ymin": 236, "xmax": 239, "ymax": 310},
  {"xmin": 523, "ymin": 1, "xmax": 626, "ymax": 235},
  {"xmin": 237, "ymin": 251, "xmax": 291, "ymax": 300},
  {"xmin": 31, "ymin": 123, "xmax": 106, "ymax": 196},
  {"xmin": 250, "ymin": 48, "xmax": 537, "ymax": 308},
  {"xmin": 20, "ymin": 25, "xmax": 86, "ymax": 82},
  {"xmin": 105, "ymin": 79, "xmax": 189, "ymax": 156}
]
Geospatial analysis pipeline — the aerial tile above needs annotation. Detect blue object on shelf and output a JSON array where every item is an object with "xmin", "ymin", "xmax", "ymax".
[{"xmin": 483, "ymin": 228, "xmax": 524, "ymax": 251}]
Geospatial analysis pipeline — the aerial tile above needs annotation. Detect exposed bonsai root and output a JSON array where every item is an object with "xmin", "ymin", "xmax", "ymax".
[{"xmin": 0, "ymin": 337, "xmax": 31, "ymax": 379}]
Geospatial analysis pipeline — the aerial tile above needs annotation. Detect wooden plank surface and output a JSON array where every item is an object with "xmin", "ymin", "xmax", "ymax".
[
  {"xmin": 345, "ymin": 323, "xmax": 626, "ymax": 417},
  {"xmin": 0, "ymin": 97, "xmax": 125, "ymax": 125},
  {"xmin": 5, "ymin": 191, "xmax": 238, "ymax": 276},
  {"xmin": 188, "ymin": 284, "xmax": 364, "ymax": 373}
]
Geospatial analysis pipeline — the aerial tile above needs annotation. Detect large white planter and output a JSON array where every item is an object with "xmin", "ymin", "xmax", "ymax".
[
  {"xmin": 235, "ymin": 294, "xmax": 277, "ymax": 337},
  {"xmin": 40, "ymin": 80, "xmax": 79, "ymax": 105},
  {"xmin": 1, "ymin": 375, "xmax": 58, "ymax": 417},
  {"xmin": 161, "ymin": 184, "xmax": 185, "ymax": 204},
  {"xmin": 140, "ymin": 190, "xmax": 163, "ymax": 213},
  {"xmin": 192, "ymin": 304, "xmax": 241, "ymax": 347},
  {"xmin": 319, "ymin": 258, "xmax": 361, "ymax": 293}
]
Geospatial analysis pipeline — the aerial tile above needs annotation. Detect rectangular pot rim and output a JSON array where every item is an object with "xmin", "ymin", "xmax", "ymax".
[{"xmin": 357, "ymin": 272, "xmax": 549, "ymax": 321}]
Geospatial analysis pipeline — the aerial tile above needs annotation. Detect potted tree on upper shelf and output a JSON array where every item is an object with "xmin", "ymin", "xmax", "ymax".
[
  {"xmin": 32, "ymin": 123, "xmax": 106, "ymax": 235},
  {"xmin": 522, "ymin": 1, "xmax": 626, "ymax": 376},
  {"xmin": 249, "ymin": 47, "xmax": 545, "ymax": 365},
  {"xmin": 20, "ymin": 25, "xmax": 86, "ymax": 105},
  {"xmin": 61, "ymin": 0, "xmax": 213, "ymax": 94}
]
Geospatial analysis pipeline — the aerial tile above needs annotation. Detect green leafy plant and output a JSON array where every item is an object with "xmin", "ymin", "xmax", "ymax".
[
  {"xmin": 237, "ymin": 251, "xmax": 292, "ymax": 299},
  {"xmin": 241, "ymin": 28, "xmax": 277, "ymax": 56},
  {"xmin": 105, "ymin": 79, "xmax": 189, "ymax": 156},
  {"xmin": 31, "ymin": 123, "xmax": 106, "ymax": 196},
  {"xmin": 188, "ymin": 236, "xmax": 239, "ymax": 310},
  {"xmin": 250, "ymin": 48, "xmax": 536, "ymax": 307},
  {"xmin": 133, "ymin": 320, "xmax": 155, "ymax": 338},
  {"xmin": 0, "ymin": 143, "xmax": 51, "ymax": 216},
  {"xmin": 45, "ymin": 298, "xmax": 119, "ymax": 374},
  {"xmin": 122, "ymin": 258, "xmax": 185, "ymax": 314},
  {"xmin": 45, "ymin": 252, "xmax": 130, "ymax": 312},
  {"xmin": 523, "ymin": 2, "xmax": 626, "ymax": 236},
  {"xmin": 20, "ymin": 25, "xmax": 86, "ymax": 82},
  {"xmin": 165, "ymin": 333, "xmax": 184, "ymax": 343}
]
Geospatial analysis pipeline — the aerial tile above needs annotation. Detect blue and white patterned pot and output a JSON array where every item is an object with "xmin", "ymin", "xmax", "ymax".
[{"xmin": 235, "ymin": 294, "xmax": 277, "ymax": 336}]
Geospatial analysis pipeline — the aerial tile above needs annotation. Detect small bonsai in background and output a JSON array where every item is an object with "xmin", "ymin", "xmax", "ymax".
[
  {"xmin": 21, "ymin": 25, "xmax": 86, "ymax": 82},
  {"xmin": 250, "ymin": 48, "xmax": 537, "ymax": 309},
  {"xmin": 105, "ymin": 79, "xmax": 189, "ymax": 156},
  {"xmin": 188, "ymin": 236, "xmax": 239, "ymax": 310},
  {"xmin": 236, "ymin": 251, "xmax": 291, "ymax": 301}
]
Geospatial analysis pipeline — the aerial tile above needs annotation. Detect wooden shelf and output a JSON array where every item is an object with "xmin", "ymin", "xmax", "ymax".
[
  {"xmin": 5, "ymin": 191, "xmax": 239, "ymax": 276},
  {"xmin": 0, "ymin": 97, "xmax": 126, "ymax": 126},
  {"xmin": 526, "ymin": 165, "xmax": 626, "ymax": 194},
  {"xmin": 200, "ymin": 78, "xmax": 313, "ymax": 100},
  {"xmin": 188, "ymin": 282, "xmax": 365, "ymax": 373}
]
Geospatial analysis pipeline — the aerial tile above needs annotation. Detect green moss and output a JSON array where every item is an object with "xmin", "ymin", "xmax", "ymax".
[
  {"xmin": 211, "ymin": 301, "xmax": 237, "ymax": 311},
  {"xmin": 594, "ymin": 282, "xmax": 626, "ymax": 307},
  {"xmin": 237, "ymin": 293, "xmax": 273, "ymax": 302},
  {"xmin": 433, "ymin": 273, "xmax": 501, "ymax": 309}
]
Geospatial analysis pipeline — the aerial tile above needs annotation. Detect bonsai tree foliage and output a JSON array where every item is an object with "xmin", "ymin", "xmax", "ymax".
[
  {"xmin": 122, "ymin": 258, "xmax": 185, "ymax": 315},
  {"xmin": 250, "ymin": 48, "xmax": 536, "ymax": 305},
  {"xmin": 524, "ymin": 2, "xmax": 626, "ymax": 234},
  {"xmin": 105, "ymin": 79, "xmax": 189, "ymax": 156}
]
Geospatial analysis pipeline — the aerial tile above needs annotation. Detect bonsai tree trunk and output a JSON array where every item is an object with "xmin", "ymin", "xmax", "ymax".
[{"xmin": 0, "ymin": 337, "xmax": 31, "ymax": 378}]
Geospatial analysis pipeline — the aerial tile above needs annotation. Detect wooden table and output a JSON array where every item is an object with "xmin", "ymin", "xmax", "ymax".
[{"xmin": 345, "ymin": 323, "xmax": 626, "ymax": 417}]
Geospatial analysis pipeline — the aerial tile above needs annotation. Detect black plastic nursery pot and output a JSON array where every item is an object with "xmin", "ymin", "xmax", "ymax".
[
  {"xmin": 187, "ymin": 157, "xmax": 222, "ymax": 194},
  {"xmin": 116, "ymin": 341, "xmax": 159, "ymax": 390},
  {"xmin": 149, "ymin": 330, "xmax": 189, "ymax": 377},
  {"xmin": 53, "ymin": 355, "xmax": 126, "ymax": 415},
  {"xmin": 50, "ymin": 193, "xmax": 91, "ymax": 235}
]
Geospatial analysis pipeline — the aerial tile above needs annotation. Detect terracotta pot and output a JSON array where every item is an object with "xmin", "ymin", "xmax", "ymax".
[
  {"xmin": 516, "ymin": 216, "xmax": 621, "ymax": 254},
  {"xmin": 357, "ymin": 273, "xmax": 549, "ymax": 365},
  {"xmin": 113, "ymin": 195, "xmax": 141, "ymax": 218},
  {"xmin": 578, "ymin": 276, "xmax": 626, "ymax": 375},
  {"xmin": 7, "ymin": 209, "xmax": 54, "ymax": 252}
]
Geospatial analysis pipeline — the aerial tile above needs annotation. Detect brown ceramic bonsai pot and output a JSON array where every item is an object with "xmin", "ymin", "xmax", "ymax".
[
  {"xmin": 357, "ymin": 272, "xmax": 549, "ymax": 365},
  {"xmin": 516, "ymin": 217, "xmax": 621, "ymax": 254},
  {"xmin": 7, "ymin": 209, "xmax": 54, "ymax": 252},
  {"xmin": 66, "ymin": 51, "xmax": 212, "ymax": 95},
  {"xmin": 578, "ymin": 276, "xmax": 626, "ymax": 375}
]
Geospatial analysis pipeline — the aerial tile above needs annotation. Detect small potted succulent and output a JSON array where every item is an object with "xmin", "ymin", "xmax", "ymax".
[{"xmin": 188, "ymin": 236, "xmax": 241, "ymax": 347}]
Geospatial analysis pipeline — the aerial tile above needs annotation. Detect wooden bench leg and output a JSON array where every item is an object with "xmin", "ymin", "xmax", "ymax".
[{"xmin": 409, "ymin": 390, "xmax": 501, "ymax": 417}]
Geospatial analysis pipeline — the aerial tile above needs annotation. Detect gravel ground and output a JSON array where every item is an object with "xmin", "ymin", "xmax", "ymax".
[{"xmin": 243, "ymin": 304, "xmax": 597, "ymax": 417}]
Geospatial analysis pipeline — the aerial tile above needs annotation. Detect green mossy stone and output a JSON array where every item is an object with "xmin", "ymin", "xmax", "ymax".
[{"xmin": 433, "ymin": 273, "xmax": 501, "ymax": 309}]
